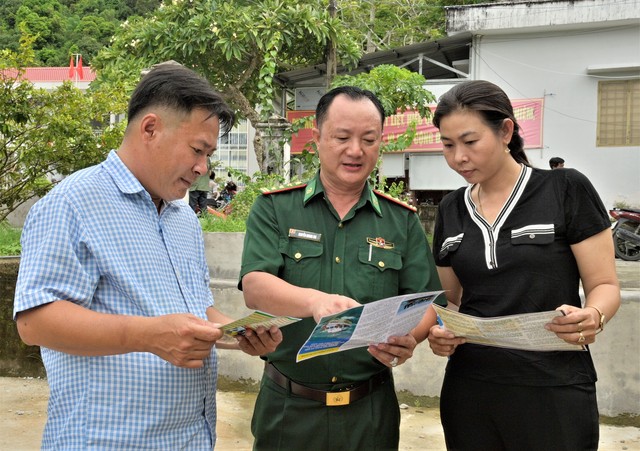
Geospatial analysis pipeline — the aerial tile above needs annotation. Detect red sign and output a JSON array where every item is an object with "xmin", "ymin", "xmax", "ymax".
[
  {"xmin": 286, "ymin": 110, "xmax": 317, "ymax": 153},
  {"xmin": 286, "ymin": 99, "xmax": 544, "ymax": 154}
]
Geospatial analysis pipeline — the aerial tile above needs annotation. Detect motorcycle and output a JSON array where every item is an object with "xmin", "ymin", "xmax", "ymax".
[
  {"xmin": 609, "ymin": 208, "xmax": 640, "ymax": 261},
  {"xmin": 207, "ymin": 180, "xmax": 237, "ymax": 209}
]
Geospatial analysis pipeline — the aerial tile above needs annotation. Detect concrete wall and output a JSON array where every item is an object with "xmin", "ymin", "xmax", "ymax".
[
  {"xmin": 3, "ymin": 233, "xmax": 635, "ymax": 415},
  {"xmin": 206, "ymin": 233, "xmax": 640, "ymax": 417}
]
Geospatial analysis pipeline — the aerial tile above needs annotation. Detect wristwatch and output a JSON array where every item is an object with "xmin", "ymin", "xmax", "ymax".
[{"xmin": 586, "ymin": 305, "xmax": 606, "ymax": 334}]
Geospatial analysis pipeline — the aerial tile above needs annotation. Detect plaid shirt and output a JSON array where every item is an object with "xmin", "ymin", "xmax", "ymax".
[{"xmin": 14, "ymin": 151, "xmax": 218, "ymax": 450}]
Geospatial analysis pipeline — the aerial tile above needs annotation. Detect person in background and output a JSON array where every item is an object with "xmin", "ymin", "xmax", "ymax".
[
  {"xmin": 239, "ymin": 86, "xmax": 443, "ymax": 450},
  {"xmin": 189, "ymin": 158, "xmax": 211, "ymax": 214},
  {"xmin": 13, "ymin": 63, "xmax": 282, "ymax": 450},
  {"xmin": 427, "ymin": 80, "xmax": 620, "ymax": 450},
  {"xmin": 549, "ymin": 156, "xmax": 565, "ymax": 169}
]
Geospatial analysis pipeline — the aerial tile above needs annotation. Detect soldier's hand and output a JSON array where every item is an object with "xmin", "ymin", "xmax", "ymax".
[
  {"xmin": 237, "ymin": 325, "xmax": 283, "ymax": 356},
  {"xmin": 311, "ymin": 293, "xmax": 360, "ymax": 323},
  {"xmin": 368, "ymin": 334, "xmax": 417, "ymax": 368}
]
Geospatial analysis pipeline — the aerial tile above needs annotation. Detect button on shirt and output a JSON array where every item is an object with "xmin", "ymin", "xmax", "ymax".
[
  {"xmin": 240, "ymin": 173, "xmax": 441, "ymax": 386},
  {"xmin": 14, "ymin": 150, "xmax": 217, "ymax": 450}
]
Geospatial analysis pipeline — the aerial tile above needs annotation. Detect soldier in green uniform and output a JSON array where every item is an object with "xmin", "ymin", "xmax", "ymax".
[{"xmin": 239, "ymin": 86, "xmax": 442, "ymax": 450}]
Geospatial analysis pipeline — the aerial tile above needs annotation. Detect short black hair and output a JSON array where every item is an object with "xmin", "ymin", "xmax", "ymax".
[
  {"xmin": 127, "ymin": 63, "xmax": 235, "ymax": 136},
  {"xmin": 549, "ymin": 157, "xmax": 565, "ymax": 168},
  {"xmin": 315, "ymin": 86, "xmax": 385, "ymax": 129}
]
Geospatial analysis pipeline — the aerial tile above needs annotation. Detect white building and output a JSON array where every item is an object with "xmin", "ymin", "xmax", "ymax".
[
  {"xmin": 277, "ymin": 0, "xmax": 640, "ymax": 211},
  {"xmin": 441, "ymin": 0, "xmax": 640, "ymax": 209}
]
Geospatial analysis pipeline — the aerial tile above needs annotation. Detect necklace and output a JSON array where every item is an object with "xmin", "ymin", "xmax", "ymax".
[{"xmin": 477, "ymin": 184, "xmax": 484, "ymax": 215}]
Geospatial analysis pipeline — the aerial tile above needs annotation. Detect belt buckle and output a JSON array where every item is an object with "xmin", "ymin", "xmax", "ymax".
[{"xmin": 326, "ymin": 390, "xmax": 350, "ymax": 406}]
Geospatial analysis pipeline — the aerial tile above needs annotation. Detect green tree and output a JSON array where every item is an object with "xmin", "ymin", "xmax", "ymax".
[
  {"xmin": 91, "ymin": 0, "xmax": 362, "ymax": 172},
  {"xmin": 338, "ymin": 0, "xmax": 438, "ymax": 50},
  {"xmin": 0, "ymin": 0, "xmax": 160, "ymax": 66},
  {"xmin": 288, "ymin": 65, "xmax": 434, "ymax": 191},
  {"xmin": 337, "ymin": 0, "xmax": 499, "ymax": 50},
  {"xmin": 0, "ymin": 37, "xmax": 127, "ymax": 222}
]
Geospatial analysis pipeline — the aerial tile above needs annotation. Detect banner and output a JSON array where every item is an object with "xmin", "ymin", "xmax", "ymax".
[{"xmin": 286, "ymin": 99, "xmax": 544, "ymax": 154}]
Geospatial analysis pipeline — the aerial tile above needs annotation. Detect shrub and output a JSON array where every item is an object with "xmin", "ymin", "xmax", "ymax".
[{"xmin": 0, "ymin": 222, "xmax": 21, "ymax": 256}]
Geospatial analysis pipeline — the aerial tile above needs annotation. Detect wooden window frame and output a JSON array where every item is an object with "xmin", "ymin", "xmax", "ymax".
[{"xmin": 596, "ymin": 79, "xmax": 640, "ymax": 147}]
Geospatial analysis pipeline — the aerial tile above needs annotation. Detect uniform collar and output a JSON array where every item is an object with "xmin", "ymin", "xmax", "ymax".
[{"xmin": 303, "ymin": 171, "xmax": 382, "ymax": 217}]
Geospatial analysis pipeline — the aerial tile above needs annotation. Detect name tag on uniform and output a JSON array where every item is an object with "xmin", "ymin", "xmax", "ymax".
[{"xmin": 289, "ymin": 228, "xmax": 322, "ymax": 242}]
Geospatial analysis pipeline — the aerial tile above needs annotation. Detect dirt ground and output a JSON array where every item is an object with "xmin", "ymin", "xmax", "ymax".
[{"xmin": 2, "ymin": 377, "xmax": 639, "ymax": 451}]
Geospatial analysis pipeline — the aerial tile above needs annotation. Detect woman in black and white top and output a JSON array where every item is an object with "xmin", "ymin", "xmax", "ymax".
[{"xmin": 426, "ymin": 80, "xmax": 620, "ymax": 451}]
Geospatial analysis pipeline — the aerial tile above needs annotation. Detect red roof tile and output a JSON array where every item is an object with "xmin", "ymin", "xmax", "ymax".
[{"xmin": 2, "ymin": 67, "xmax": 96, "ymax": 82}]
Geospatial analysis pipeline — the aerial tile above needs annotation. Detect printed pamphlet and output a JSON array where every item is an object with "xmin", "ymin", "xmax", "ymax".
[
  {"xmin": 296, "ymin": 291, "xmax": 445, "ymax": 362},
  {"xmin": 432, "ymin": 304, "xmax": 585, "ymax": 351},
  {"xmin": 221, "ymin": 311, "xmax": 301, "ymax": 337}
]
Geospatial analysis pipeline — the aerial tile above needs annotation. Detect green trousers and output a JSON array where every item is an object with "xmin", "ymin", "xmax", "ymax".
[{"xmin": 251, "ymin": 374, "xmax": 401, "ymax": 450}]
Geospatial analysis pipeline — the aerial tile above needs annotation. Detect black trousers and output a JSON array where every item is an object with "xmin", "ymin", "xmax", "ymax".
[
  {"xmin": 189, "ymin": 190, "xmax": 208, "ymax": 213},
  {"xmin": 440, "ymin": 374, "xmax": 599, "ymax": 451}
]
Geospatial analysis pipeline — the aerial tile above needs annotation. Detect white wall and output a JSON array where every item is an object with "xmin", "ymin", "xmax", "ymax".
[{"xmin": 473, "ymin": 25, "xmax": 640, "ymax": 209}]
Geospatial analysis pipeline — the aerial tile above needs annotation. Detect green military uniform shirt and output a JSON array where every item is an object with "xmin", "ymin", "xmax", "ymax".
[
  {"xmin": 240, "ymin": 172, "xmax": 441, "ymax": 387},
  {"xmin": 189, "ymin": 159, "xmax": 211, "ymax": 192}
]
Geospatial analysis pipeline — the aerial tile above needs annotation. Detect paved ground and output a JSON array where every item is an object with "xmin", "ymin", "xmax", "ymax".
[
  {"xmin": 1, "ymin": 376, "xmax": 639, "ymax": 451},
  {"xmin": 2, "ymin": 261, "xmax": 638, "ymax": 450}
]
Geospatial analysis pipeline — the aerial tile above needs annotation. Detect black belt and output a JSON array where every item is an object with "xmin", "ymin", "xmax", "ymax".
[{"xmin": 264, "ymin": 362, "xmax": 391, "ymax": 406}]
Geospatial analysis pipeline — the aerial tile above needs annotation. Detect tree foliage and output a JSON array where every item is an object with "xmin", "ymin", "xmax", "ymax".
[
  {"xmin": 91, "ymin": 0, "xmax": 363, "ymax": 172},
  {"xmin": 338, "ymin": 0, "xmax": 440, "ymax": 50},
  {"xmin": 336, "ymin": 0, "xmax": 498, "ymax": 51},
  {"xmin": 286, "ymin": 65, "xmax": 434, "ymax": 193},
  {"xmin": 0, "ymin": 37, "xmax": 128, "ymax": 222},
  {"xmin": 0, "ymin": 0, "xmax": 159, "ymax": 66}
]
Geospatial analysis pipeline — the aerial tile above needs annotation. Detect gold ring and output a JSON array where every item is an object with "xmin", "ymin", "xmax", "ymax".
[
  {"xmin": 577, "ymin": 322, "xmax": 583, "ymax": 332},
  {"xmin": 578, "ymin": 331, "xmax": 585, "ymax": 343}
]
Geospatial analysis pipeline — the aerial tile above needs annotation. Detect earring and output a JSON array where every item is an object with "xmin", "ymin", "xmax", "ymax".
[{"xmin": 504, "ymin": 148, "xmax": 510, "ymax": 153}]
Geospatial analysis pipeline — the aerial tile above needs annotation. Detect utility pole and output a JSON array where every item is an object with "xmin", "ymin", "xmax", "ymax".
[{"xmin": 326, "ymin": 0, "xmax": 337, "ymax": 89}]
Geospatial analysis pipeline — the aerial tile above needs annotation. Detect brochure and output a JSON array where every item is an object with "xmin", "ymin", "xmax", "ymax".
[
  {"xmin": 221, "ymin": 310, "xmax": 301, "ymax": 337},
  {"xmin": 432, "ymin": 304, "xmax": 585, "ymax": 351},
  {"xmin": 296, "ymin": 291, "xmax": 444, "ymax": 362}
]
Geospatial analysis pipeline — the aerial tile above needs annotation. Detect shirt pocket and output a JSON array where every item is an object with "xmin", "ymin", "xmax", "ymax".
[
  {"xmin": 168, "ymin": 258, "xmax": 211, "ymax": 319},
  {"xmin": 438, "ymin": 233, "xmax": 464, "ymax": 260},
  {"xmin": 511, "ymin": 224, "xmax": 555, "ymax": 245},
  {"xmin": 357, "ymin": 245, "xmax": 403, "ymax": 299},
  {"xmin": 279, "ymin": 237, "xmax": 323, "ymax": 288}
]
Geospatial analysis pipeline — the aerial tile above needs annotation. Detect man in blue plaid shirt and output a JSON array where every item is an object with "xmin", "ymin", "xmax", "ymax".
[{"xmin": 13, "ymin": 63, "xmax": 282, "ymax": 450}]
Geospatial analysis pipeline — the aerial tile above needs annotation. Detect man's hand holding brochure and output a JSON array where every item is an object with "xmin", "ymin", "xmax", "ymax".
[
  {"xmin": 296, "ymin": 291, "xmax": 445, "ymax": 362},
  {"xmin": 432, "ymin": 304, "xmax": 585, "ymax": 351}
]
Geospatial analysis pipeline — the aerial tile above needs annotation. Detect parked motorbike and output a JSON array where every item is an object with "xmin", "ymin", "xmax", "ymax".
[
  {"xmin": 207, "ymin": 181, "xmax": 237, "ymax": 209},
  {"xmin": 217, "ymin": 181, "xmax": 237, "ymax": 209},
  {"xmin": 609, "ymin": 208, "xmax": 640, "ymax": 261}
]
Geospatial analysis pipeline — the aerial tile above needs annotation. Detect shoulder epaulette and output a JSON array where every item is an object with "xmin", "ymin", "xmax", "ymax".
[
  {"xmin": 373, "ymin": 190, "xmax": 417, "ymax": 212},
  {"xmin": 261, "ymin": 183, "xmax": 307, "ymax": 195}
]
